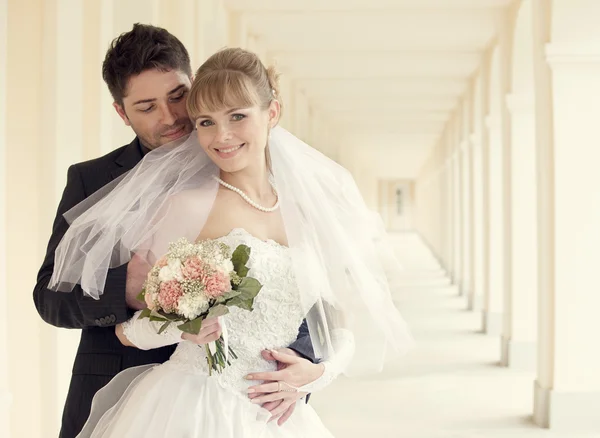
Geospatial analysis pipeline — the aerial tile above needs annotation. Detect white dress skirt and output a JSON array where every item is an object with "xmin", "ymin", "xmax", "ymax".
[{"xmin": 77, "ymin": 229, "xmax": 335, "ymax": 438}]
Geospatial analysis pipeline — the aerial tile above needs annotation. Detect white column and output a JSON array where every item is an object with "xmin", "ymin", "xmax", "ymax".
[
  {"xmin": 201, "ymin": 0, "xmax": 230, "ymax": 56},
  {"xmin": 293, "ymin": 86, "xmax": 310, "ymax": 141},
  {"xmin": 483, "ymin": 31, "xmax": 512, "ymax": 337},
  {"xmin": 81, "ymin": 0, "xmax": 109, "ymax": 160},
  {"xmin": 532, "ymin": 0, "xmax": 554, "ymax": 426},
  {"xmin": 277, "ymin": 73, "xmax": 295, "ymax": 132},
  {"xmin": 434, "ymin": 152, "xmax": 443, "ymax": 252},
  {"xmin": 484, "ymin": 114, "xmax": 505, "ymax": 336},
  {"xmin": 379, "ymin": 181, "xmax": 390, "ymax": 230},
  {"xmin": 247, "ymin": 34, "xmax": 268, "ymax": 65},
  {"xmin": 97, "ymin": 0, "xmax": 115, "ymax": 155},
  {"xmin": 500, "ymin": 10, "xmax": 515, "ymax": 351},
  {"xmin": 439, "ymin": 158, "xmax": 447, "ymax": 268},
  {"xmin": 159, "ymin": 0, "xmax": 198, "ymax": 66},
  {"xmin": 469, "ymin": 72, "xmax": 486, "ymax": 312},
  {"xmin": 452, "ymin": 150, "xmax": 463, "ymax": 290},
  {"xmin": 480, "ymin": 123, "xmax": 491, "ymax": 331},
  {"xmin": 6, "ymin": 0, "xmax": 45, "ymax": 436},
  {"xmin": 447, "ymin": 151, "xmax": 457, "ymax": 281},
  {"xmin": 307, "ymin": 108, "xmax": 318, "ymax": 149},
  {"xmin": 477, "ymin": 53, "xmax": 493, "ymax": 329},
  {"xmin": 460, "ymin": 140, "xmax": 472, "ymax": 300},
  {"xmin": 439, "ymin": 152, "xmax": 449, "ymax": 268},
  {"xmin": 0, "ymin": 0, "xmax": 11, "ymax": 435},
  {"xmin": 460, "ymin": 92, "xmax": 474, "ymax": 302},
  {"xmin": 443, "ymin": 136, "xmax": 454, "ymax": 273},
  {"xmin": 502, "ymin": 92, "xmax": 538, "ymax": 370},
  {"xmin": 532, "ymin": 34, "xmax": 600, "ymax": 433},
  {"xmin": 228, "ymin": 11, "xmax": 248, "ymax": 50},
  {"xmin": 43, "ymin": 1, "xmax": 87, "ymax": 431},
  {"xmin": 192, "ymin": 2, "xmax": 210, "ymax": 66},
  {"xmin": 470, "ymin": 132, "xmax": 485, "ymax": 311}
]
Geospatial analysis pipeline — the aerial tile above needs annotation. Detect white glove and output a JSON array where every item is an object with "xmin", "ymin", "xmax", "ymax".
[
  {"xmin": 298, "ymin": 328, "xmax": 355, "ymax": 393},
  {"xmin": 121, "ymin": 310, "xmax": 183, "ymax": 350}
]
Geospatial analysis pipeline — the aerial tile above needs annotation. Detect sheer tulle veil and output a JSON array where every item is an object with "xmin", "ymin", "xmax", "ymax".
[{"xmin": 49, "ymin": 126, "xmax": 413, "ymax": 375}]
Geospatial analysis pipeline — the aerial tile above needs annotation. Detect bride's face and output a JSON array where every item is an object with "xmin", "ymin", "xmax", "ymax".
[{"xmin": 194, "ymin": 100, "xmax": 279, "ymax": 173}]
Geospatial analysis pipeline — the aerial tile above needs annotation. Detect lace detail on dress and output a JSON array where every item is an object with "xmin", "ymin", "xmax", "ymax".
[{"xmin": 165, "ymin": 228, "xmax": 305, "ymax": 393}]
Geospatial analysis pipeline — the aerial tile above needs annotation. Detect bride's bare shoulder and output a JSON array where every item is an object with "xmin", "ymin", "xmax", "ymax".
[{"xmin": 165, "ymin": 185, "xmax": 218, "ymax": 211}]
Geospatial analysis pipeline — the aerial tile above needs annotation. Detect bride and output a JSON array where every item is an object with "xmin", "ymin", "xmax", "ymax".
[{"xmin": 50, "ymin": 47, "xmax": 413, "ymax": 437}]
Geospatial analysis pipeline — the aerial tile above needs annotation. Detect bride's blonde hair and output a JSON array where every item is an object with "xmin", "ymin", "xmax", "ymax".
[{"xmin": 187, "ymin": 47, "xmax": 282, "ymax": 121}]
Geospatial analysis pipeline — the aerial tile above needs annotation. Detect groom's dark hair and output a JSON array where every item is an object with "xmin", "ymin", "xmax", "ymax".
[{"xmin": 102, "ymin": 23, "xmax": 192, "ymax": 105}]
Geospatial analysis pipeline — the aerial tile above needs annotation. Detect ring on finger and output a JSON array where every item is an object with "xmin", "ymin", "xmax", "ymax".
[{"xmin": 279, "ymin": 382, "xmax": 299, "ymax": 393}]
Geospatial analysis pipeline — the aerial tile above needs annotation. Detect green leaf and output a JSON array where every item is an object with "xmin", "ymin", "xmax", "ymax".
[
  {"xmin": 232, "ymin": 245, "xmax": 251, "ymax": 277},
  {"xmin": 227, "ymin": 296, "xmax": 254, "ymax": 311},
  {"xmin": 149, "ymin": 315, "xmax": 169, "ymax": 323},
  {"xmin": 157, "ymin": 310, "xmax": 178, "ymax": 320},
  {"xmin": 216, "ymin": 289, "xmax": 241, "ymax": 304},
  {"xmin": 158, "ymin": 321, "xmax": 172, "ymax": 334},
  {"xmin": 136, "ymin": 288, "xmax": 146, "ymax": 302},
  {"xmin": 236, "ymin": 277, "xmax": 263, "ymax": 300},
  {"xmin": 207, "ymin": 304, "xmax": 230, "ymax": 319},
  {"xmin": 139, "ymin": 308, "xmax": 151, "ymax": 319},
  {"xmin": 178, "ymin": 317, "xmax": 203, "ymax": 335},
  {"xmin": 237, "ymin": 265, "xmax": 249, "ymax": 278}
]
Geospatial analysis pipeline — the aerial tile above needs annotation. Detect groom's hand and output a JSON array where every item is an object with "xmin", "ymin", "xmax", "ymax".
[
  {"xmin": 125, "ymin": 253, "xmax": 151, "ymax": 310},
  {"xmin": 262, "ymin": 347, "xmax": 297, "ymax": 368},
  {"xmin": 247, "ymin": 348, "xmax": 304, "ymax": 425},
  {"xmin": 247, "ymin": 349, "xmax": 325, "ymax": 390}
]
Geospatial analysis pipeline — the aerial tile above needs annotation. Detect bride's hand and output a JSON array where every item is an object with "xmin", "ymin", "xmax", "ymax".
[
  {"xmin": 246, "ymin": 348, "xmax": 325, "ymax": 389},
  {"xmin": 180, "ymin": 318, "xmax": 222, "ymax": 345},
  {"xmin": 245, "ymin": 349, "xmax": 324, "ymax": 424}
]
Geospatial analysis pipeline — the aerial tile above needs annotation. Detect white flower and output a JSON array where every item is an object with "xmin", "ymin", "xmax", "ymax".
[
  {"xmin": 221, "ymin": 259, "xmax": 234, "ymax": 274},
  {"xmin": 177, "ymin": 292, "xmax": 209, "ymax": 320},
  {"xmin": 158, "ymin": 259, "xmax": 184, "ymax": 282}
]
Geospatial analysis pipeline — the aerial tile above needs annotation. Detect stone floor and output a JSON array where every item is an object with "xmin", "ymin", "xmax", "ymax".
[{"xmin": 311, "ymin": 232, "xmax": 600, "ymax": 438}]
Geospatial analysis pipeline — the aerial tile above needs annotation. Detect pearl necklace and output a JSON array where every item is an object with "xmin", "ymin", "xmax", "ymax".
[{"xmin": 214, "ymin": 176, "xmax": 280, "ymax": 213}]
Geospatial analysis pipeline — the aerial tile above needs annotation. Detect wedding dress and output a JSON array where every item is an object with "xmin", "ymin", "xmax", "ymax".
[{"xmin": 77, "ymin": 228, "xmax": 335, "ymax": 438}]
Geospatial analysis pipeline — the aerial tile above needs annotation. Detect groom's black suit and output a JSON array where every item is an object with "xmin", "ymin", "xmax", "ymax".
[{"xmin": 33, "ymin": 137, "xmax": 315, "ymax": 438}]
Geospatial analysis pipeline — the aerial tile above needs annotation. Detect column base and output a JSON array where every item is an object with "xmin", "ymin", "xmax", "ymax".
[
  {"xmin": 534, "ymin": 380, "xmax": 600, "ymax": 431},
  {"xmin": 500, "ymin": 337, "xmax": 536, "ymax": 370},
  {"xmin": 482, "ymin": 311, "xmax": 503, "ymax": 336}
]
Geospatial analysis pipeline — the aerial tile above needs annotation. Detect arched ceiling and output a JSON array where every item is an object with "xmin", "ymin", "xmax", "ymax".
[{"xmin": 225, "ymin": 0, "xmax": 515, "ymax": 178}]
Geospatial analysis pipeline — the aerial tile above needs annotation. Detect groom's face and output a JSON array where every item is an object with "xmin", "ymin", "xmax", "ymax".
[{"xmin": 114, "ymin": 69, "xmax": 194, "ymax": 150}]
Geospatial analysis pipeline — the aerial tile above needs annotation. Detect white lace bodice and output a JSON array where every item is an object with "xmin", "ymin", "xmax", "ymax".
[{"xmin": 164, "ymin": 228, "xmax": 306, "ymax": 393}]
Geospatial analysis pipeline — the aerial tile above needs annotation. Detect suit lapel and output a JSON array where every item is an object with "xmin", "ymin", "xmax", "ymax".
[{"xmin": 111, "ymin": 138, "xmax": 144, "ymax": 180}]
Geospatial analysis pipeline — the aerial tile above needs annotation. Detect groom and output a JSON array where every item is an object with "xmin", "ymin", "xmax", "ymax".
[{"xmin": 33, "ymin": 23, "xmax": 314, "ymax": 438}]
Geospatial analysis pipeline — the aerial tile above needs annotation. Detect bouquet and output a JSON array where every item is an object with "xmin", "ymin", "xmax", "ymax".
[{"xmin": 137, "ymin": 237, "xmax": 262, "ymax": 375}]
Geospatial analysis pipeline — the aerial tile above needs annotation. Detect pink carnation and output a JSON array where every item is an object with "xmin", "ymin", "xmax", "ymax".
[
  {"xmin": 181, "ymin": 257, "xmax": 205, "ymax": 280},
  {"xmin": 144, "ymin": 291, "xmax": 157, "ymax": 310},
  {"xmin": 157, "ymin": 280, "xmax": 183, "ymax": 312},
  {"xmin": 202, "ymin": 270, "xmax": 231, "ymax": 298}
]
